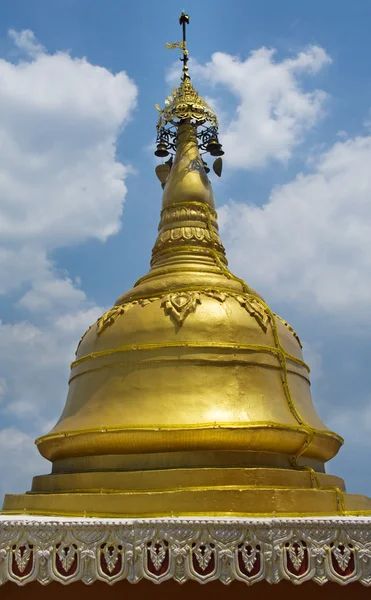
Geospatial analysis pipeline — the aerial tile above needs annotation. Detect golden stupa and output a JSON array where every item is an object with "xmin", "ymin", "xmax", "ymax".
[{"xmin": 3, "ymin": 14, "xmax": 371, "ymax": 518}]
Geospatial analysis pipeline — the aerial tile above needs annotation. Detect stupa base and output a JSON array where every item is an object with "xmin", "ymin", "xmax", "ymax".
[{"xmin": 3, "ymin": 466, "xmax": 371, "ymax": 517}]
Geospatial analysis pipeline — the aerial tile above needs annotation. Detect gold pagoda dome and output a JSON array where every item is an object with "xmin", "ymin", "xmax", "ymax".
[{"xmin": 3, "ymin": 13, "xmax": 371, "ymax": 517}]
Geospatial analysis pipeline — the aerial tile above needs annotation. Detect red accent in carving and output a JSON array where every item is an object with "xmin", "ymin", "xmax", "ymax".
[
  {"xmin": 147, "ymin": 541, "xmax": 169, "ymax": 576},
  {"xmin": 55, "ymin": 544, "xmax": 78, "ymax": 576},
  {"xmin": 286, "ymin": 542, "xmax": 309, "ymax": 576},
  {"xmin": 191, "ymin": 544, "xmax": 215, "ymax": 576},
  {"xmin": 11, "ymin": 545, "xmax": 33, "ymax": 578},
  {"xmin": 100, "ymin": 545, "xmax": 123, "ymax": 577},
  {"xmin": 331, "ymin": 545, "xmax": 355, "ymax": 577},
  {"xmin": 237, "ymin": 544, "xmax": 261, "ymax": 577}
]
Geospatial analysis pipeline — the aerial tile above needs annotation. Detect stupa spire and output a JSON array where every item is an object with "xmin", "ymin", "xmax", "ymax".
[{"xmin": 147, "ymin": 14, "xmax": 234, "ymax": 293}]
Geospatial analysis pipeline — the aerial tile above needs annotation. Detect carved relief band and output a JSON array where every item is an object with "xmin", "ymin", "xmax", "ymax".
[{"xmin": 0, "ymin": 517, "xmax": 370, "ymax": 586}]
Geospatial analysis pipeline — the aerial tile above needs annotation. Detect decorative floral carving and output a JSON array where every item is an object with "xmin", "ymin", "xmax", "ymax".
[
  {"xmin": 192, "ymin": 541, "xmax": 214, "ymax": 572},
  {"xmin": 161, "ymin": 292, "xmax": 201, "ymax": 326},
  {"xmin": 152, "ymin": 224, "xmax": 226, "ymax": 260},
  {"xmin": 147, "ymin": 540, "xmax": 167, "ymax": 572},
  {"xmin": 155, "ymin": 226, "xmax": 222, "ymax": 247},
  {"xmin": 102, "ymin": 544, "xmax": 121, "ymax": 574},
  {"xmin": 159, "ymin": 205, "xmax": 218, "ymax": 229},
  {"xmin": 96, "ymin": 298, "xmax": 160, "ymax": 336},
  {"xmin": 287, "ymin": 541, "xmax": 305, "ymax": 572},
  {"xmin": 56, "ymin": 545, "xmax": 76, "ymax": 573},
  {"xmin": 203, "ymin": 289, "xmax": 227, "ymax": 303},
  {"xmin": 13, "ymin": 545, "xmax": 32, "ymax": 573},
  {"xmin": 87, "ymin": 289, "xmax": 311, "ymax": 347},
  {"xmin": 0, "ymin": 517, "xmax": 370, "ymax": 586},
  {"xmin": 159, "ymin": 289, "xmax": 272, "ymax": 331},
  {"xmin": 239, "ymin": 543, "xmax": 258, "ymax": 573},
  {"xmin": 97, "ymin": 305, "xmax": 128, "ymax": 336},
  {"xmin": 235, "ymin": 294, "xmax": 269, "ymax": 332},
  {"xmin": 332, "ymin": 544, "xmax": 353, "ymax": 572}
]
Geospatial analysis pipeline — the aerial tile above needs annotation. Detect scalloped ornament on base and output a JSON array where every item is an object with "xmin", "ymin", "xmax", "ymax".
[{"xmin": 0, "ymin": 517, "xmax": 371, "ymax": 587}]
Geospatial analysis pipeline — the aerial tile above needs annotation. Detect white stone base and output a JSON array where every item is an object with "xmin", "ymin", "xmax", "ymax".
[{"xmin": 1, "ymin": 516, "xmax": 371, "ymax": 586}]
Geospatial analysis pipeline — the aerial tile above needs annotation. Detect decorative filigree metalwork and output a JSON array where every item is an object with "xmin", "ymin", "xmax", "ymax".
[
  {"xmin": 165, "ymin": 41, "xmax": 188, "ymax": 53},
  {"xmin": 156, "ymin": 79, "xmax": 218, "ymax": 131},
  {"xmin": 154, "ymin": 12, "xmax": 223, "ymax": 175},
  {"xmin": 155, "ymin": 126, "xmax": 177, "ymax": 153}
]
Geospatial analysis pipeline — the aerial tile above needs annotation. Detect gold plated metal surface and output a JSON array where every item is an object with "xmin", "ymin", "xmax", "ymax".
[
  {"xmin": 3, "ymin": 13, "xmax": 371, "ymax": 518},
  {"xmin": 156, "ymin": 78, "xmax": 218, "ymax": 131},
  {"xmin": 3, "ymin": 488, "xmax": 371, "ymax": 518}
]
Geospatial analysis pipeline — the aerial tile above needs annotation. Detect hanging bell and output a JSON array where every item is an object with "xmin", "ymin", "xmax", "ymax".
[
  {"xmin": 202, "ymin": 160, "xmax": 210, "ymax": 174},
  {"xmin": 154, "ymin": 140, "xmax": 169, "ymax": 158},
  {"xmin": 206, "ymin": 136, "xmax": 224, "ymax": 157}
]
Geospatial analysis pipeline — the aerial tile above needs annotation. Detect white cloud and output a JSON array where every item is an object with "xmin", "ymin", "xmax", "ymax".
[
  {"xmin": 8, "ymin": 29, "xmax": 45, "ymax": 57},
  {"xmin": 0, "ymin": 37, "xmax": 137, "ymax": 255},
  {"xmin": 0, "ymin": 290, "xmax": 105, "ymax": 497},
  {"xmin": 325, "ymin": 399, "xmax": 371, "ymax": 494},
  {"xmin": 0, "ymin": 303, "xmax": 104, "ymax": 420},
  {"xmin": 18, "ymin": 276, "xmax": 87, "ymax": 313},
  {"xmin": 0, "ymin": 378, "xmax": 8, "ymax": 403},
  {"xmin": 0, "ymin": 30, "xmax": 137, "ymax": 499},
  {"xmin": 301, "ymin": 340, "xmax": 323, "ymax": 382},
  {"xmin": 181, "ymin": 46, "xmax": 331, "ymax": 169},
  {"xmin": 219, "ymin": 133, "xmax": 371, "ymax": 320},
  {"xmin": 0, "ymin": 428, "xmax": 49, "ymax": 495}
]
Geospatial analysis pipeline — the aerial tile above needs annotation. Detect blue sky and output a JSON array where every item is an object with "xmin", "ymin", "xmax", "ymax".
[{"xmin": 0, "ymin": 0, "xmax": 370, "ymax": 500}]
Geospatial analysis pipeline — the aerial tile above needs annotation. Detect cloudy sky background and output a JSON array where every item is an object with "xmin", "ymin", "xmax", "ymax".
[{"xmin": 0, "ymin": 0, "xmax": 370, "ymax": 499}]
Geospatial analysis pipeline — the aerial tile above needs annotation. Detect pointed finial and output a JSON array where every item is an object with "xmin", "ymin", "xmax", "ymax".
[
  {"xmin": 179, "ymin": 11, "xmax": 190, "ymax": 80},
  {"xmin": 159, "ymin": 11, "xmax": 217, "ymax": 132},
  {"xmin": 165, "ymin": 11, "xmax": 190, "ymax": 80}
]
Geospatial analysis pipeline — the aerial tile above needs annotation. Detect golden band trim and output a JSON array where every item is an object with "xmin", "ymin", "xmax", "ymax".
[
  {"xmin": 134, "ymin": 264, "xmax": 224, "ymax": 286},
  {"xmin": 26, "ymin": 484, "xmax": 345, "ymax": 496},
  {"xmin": 68, "ymin": 356, "xmax": 310, "ymax": 386},
  {"xmin": 71, "ymin": 340, "xmax": 309, "ymax": 371},
  {"xmin": 151, "ymin": 244, "xmax": 227, "ymax": 263},
  {"xmin": 161, "ymin": 200, "xmax": 218, "ymax": 218},
  {"xmin": 35, "ymin": 420, "xmax": 343, "ymax": 446},
  {"xmin": 4, "ymin": 509, "xmax": 371, "ymax": 518}
]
